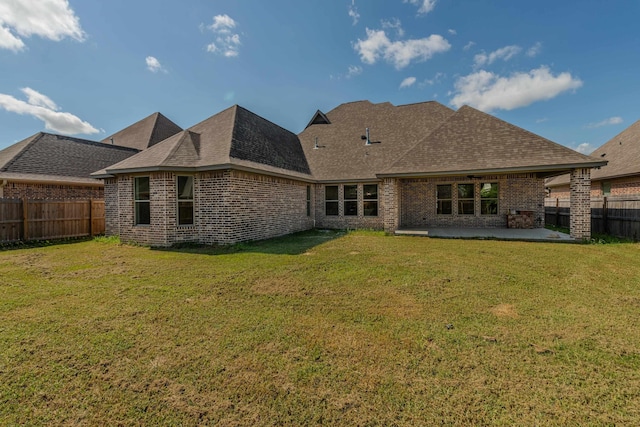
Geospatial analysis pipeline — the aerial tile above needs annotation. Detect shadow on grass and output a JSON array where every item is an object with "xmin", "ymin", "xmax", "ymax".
[
  {"xmin": 0, "ymin": 236, "xmax": 95, "ymax": 252},
  {"xmin": 152, "ymin": 229, "xmax": 346, "ymax": 256}
]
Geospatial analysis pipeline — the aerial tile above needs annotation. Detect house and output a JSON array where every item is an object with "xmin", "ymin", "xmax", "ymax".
[
  {"xmin": 546, "ymin": 119, "xmax": 640, "ymax": 198},
  {"xmin": 93, "ymin": 100, "xmax": 605, "ymax": 245},
  {"xmin": 0, "ymin": 112, "xmax": 182, "ymax": 200}
]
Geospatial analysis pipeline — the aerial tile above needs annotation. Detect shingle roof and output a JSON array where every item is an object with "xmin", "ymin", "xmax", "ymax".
[
  {"xmin": 101, "ymin": 112, "xmax": 183, "ymax": 151},
  {"xmin": 0, "ymin": 132, "xmax": 139, "ymax": 182},
  {"xmin": 547, "ymin": 119, "xmax": 640, "ymax": 187},
  {"xmin": 382, "ymin": 105, "xmax": 605, "ymax": 177},
  {"xmin": 298, "ymin": 100, "xmax": 456, "ymax": 181},
  {"xmin": 97, "ymin": 105, "xmax": 312, "ymax": 179}
]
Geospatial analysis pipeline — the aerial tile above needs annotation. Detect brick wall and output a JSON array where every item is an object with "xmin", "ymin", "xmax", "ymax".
[
  {"xmin": 400, "ymin": 174, "xmax": 546, "ymax": 228},
  {"xmin": 314, "ymin": 182, "xmax": 385, "ymax": 230},
  {"xmin": 105, "ymin": 170, "xmax": 313, "ymax": 246},
  {"xmin": 2, "ymin": 181, "xmax": 102, "ymax": 199},
  {"xmin": 569, "ymin": 168, "xmax": 591, "ymax": 240},
  {"xmin": 549, "ymin": 175, "xmax": 640, "ymax": 199}
]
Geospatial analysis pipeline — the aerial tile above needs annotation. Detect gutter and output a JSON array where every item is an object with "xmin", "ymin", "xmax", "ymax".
[
  {"xmin": 97, "ymin": 163, "xmax": 317, "ymax": 183},
  {"xmin": 376, "ymin": 161, "xmax": 608, "ymax": 179}
]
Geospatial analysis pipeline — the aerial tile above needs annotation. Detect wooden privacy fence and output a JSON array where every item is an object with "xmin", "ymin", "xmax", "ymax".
[
  {"xmin": 0, "ymin": 198, "xmax": 105, "ymax": 243},
  {"xmin": 545, "ymin": 196, "xmax": 640, "ymax": 241}
]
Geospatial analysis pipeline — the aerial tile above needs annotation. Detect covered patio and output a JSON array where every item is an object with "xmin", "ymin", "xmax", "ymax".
[{"xmin": 395, "ymin": 227, "xmax": 575, "ymax": 242}]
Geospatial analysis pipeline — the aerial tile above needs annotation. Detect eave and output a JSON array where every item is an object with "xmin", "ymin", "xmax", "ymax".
[
  {"xmin": 96, "ymin": 163, "xmax": 316, "ymax": 183},
  {"xmin": 376, "ymin": 161, "xmax": 608, "ymax": 179}
]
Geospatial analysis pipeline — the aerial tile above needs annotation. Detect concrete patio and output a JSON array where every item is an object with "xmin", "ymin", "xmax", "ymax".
[{"xmin": 395, "ymin": 227, "xmax": 576, "ymax": 242}]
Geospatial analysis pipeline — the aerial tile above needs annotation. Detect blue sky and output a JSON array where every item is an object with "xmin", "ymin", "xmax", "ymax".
[{"xmin": 1, "ymin": 0, "xmax": 639, "ymax": 154}]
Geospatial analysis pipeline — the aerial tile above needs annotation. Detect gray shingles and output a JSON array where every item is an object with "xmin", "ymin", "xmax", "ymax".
[
  {"xmin": 101, "ymin": 105, "xmax": 312, "ymax": 177},
  {"xmin": 384, "ymin": 105, "xmax": 604, "ymax": 176},
  {"xmin": 299, "ymin": 100, "xmax": 456, "ymax": 181},
  {"xmin": 101, "ymin": 112, "xmax": 182, "ymax": 151},
  {"xmin": 547, "ymin": 119, "xmax": 640, "ymax": 187},
  {"xmin": 0, "ymin": 132, "xmax": 138, "ymax": 179}
]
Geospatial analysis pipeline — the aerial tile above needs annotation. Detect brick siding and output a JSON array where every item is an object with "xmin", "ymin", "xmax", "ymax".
[
  {"xmin": 400, "ymin": 174, "xmax": 546, "ymax": 228},
  {"xmin": 1, "ymin": 182, "xmax": 103, "ymax": 199},
  {"xmin": 106, "ymin": 170, "xmax": 313, "ymax": 246},
  {"xmin": 314, "ymin": 182, "xmax": 385, "ymax": 230},
  {"xmin": 549, "ymin": 176, "xmax": 640, "ymax": 199},
  {"xmin": 569, "ymin": 168, "xmax": 591, "ymax": 240}
]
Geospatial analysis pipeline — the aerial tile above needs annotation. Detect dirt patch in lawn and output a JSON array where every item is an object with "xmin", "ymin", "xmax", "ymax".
[{"xmin": 490, "ymin": 303, "xmax": 518, "ymax": 318}]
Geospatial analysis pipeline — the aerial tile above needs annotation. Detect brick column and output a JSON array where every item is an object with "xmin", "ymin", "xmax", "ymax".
[
  {"xmin": 569, "ymin": 168, "xmax": 591, "ymax": 240},
  {"xmin": 383, "ymin": 178, "xmax": 399, "ymax": 233}
]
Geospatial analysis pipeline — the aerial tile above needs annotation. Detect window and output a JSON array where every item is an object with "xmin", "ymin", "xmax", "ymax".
[
  {"xmin": 177, "ymin": 176, "xmax": 194, "ymax": 225},
  {"xmin": 306, "ymin": 185, "xmax": 311, "ymax": 216},
  {"xmin": 363, "ymin": 184, "xmax": 378, "ymax": 216},
  {"xmin": 602, "ymin": 182, "xmax": 611, "ymax": 196},
  {"xmin": 134, "ymin": 177, "xmax": 150, "ymax": 225},
  {"xmin": 437, "ymin": 184, "xmax": 452, "ymax": 215},
  {"xmin": 344, "ymin": 185, "xmax": 358, "ymax": 216},
  {"xmin": 458, "ymin": 183, "xmax": 475, "ymax": 215},
  {"xmin": 480, "ymin": 182, "xmax": 498, "ymax": 215},
  {"xmin": 325, "ymin": 186, "xmax": 338, "ymax": 216}
]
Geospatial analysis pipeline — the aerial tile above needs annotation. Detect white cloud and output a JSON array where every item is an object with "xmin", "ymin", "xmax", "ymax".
[
  {"xmin": 404, "ymin": 0, "xmax": 437, "ymax": 15},
  {"xmin": 347, "ymin": 65, "xmax": 363, "ymax": 78},
  {"xmin": 474, "ymin": 45, "xmax": 522, "ymax": 67},
  {"xmin": 145, "ymin": 56, "xmax": 167, "ymax": 73},
  {"xmin": 21, "ymin": 87, "xmax": 58, "ymax": 110},
  {"xmin": 448, "ymin": 29, "xmax": 457, "ymax": 35},
  {"xmin": 587, "ymin": 117, "xmax": 623, "ymax": 128},
  {"xmin": 209, "ymin": 14, "xmax": 236, "ymax": 33},
  {"xmin": 527, "ymin": 42, "xmax": 542, "ymax": 57},
  {"xmin": 450, "ymin": 66, "xmax": 583, "ymax": 112},
  {"xmin": 536, "ymin": 117, "xmax": 548, "ymax": 123},
  {"xmin": 419, "ymin": 72, "xmax": 445, "ymax": 87},
  {"xmin": 463, "ymin": 41, "xmax": 475, "ymax": 51},
  {"xmin": 354, "ymin": 28, "xmax": 450, "ymax": 69},
  {"xmin": 205, "ymin": 14, "xmax": 241, "ymax": 57},
  {"xmin": 348, "ymin": 1, "xmax": 360, "ymax": 25},
  {"xmin": 574, "ymin": 142, "xmax": 595, "ymax": 154},
  {"xmin": 400, "ymin": 77, "xmax": 417, "ymax": 88},
  {"xmin": 0, "ymin": 88, "xmax": 98, "ymax": 135},
  {"xmin": 381, "ymin": 18, "xmax": 404, "ymax": 37},
  {"xmin": 0, "ymin": 0, "xmax": 85, "ymax": 52}
]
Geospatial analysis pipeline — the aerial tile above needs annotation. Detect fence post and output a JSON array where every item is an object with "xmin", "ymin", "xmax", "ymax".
[
  {"xmin": 603, "ymin": 196, "xmax": 608, "ymax": 234},
  {"xmin": 22, "ymin": 198, "xmax": 28, "ymax": 241},
  {"xmin": 89, "ymin": 199, "xmax": 93, "ymax": 236},
  {"xmin": 555, "ymin": 198, "xmax": 559, "ymax": 227}
]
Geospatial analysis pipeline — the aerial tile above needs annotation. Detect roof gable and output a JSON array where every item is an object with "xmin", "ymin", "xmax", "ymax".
[
  {"xmin": 384, "ymin": 105, "xmax": 605, "ymax": 176},
  {"xmin": 102, "ymin": 112, "xmax": 182, "ymax": 151},
  {"xmin": 305, "ymin": 110, "xmax": 331, "ymax": 128}
]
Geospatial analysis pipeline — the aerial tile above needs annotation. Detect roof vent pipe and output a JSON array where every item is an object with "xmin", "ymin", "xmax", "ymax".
[
  {"xmin": 365, "ymin": 128, "xmax": 370, "ymax": 145},
  {"xmin": 110, "ymin": 137, "xmax": 114, "ymax": 145},
  {"xmin": 314, "ymin": 137, "xmax": 319, "ymax": 149}
]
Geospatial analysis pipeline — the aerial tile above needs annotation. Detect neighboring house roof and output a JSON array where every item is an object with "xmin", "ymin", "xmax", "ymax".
[
  {"xmin": 95, "ymin": 105, "xmax": 312, "ymax": 180},
  {"xmin": 101, "ymin": 112, "xmax": 183, "ymax": 151},
  {"xmin": 299, "ymin": 100, "xmax": 456, "ymax": 181},
  {"xmin": 382, "ymin": 105, "xmax": 606, "ymax": 177},
  {"xmin": 0, "ymin": 132, "xmax": 139, "ymax": 185},
  {"xmin": 547, "ymin": 119, "xmax": 640, "ymax": 187}
]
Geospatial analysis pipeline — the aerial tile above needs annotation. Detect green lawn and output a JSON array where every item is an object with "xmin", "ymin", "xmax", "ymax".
[{"xmin": 1, "ymin": 231, "xmax": 640, "ymax": 425}]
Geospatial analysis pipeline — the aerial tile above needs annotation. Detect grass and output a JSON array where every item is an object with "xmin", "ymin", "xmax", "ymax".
[{"xmin": 1, "ymin": 230, "xmax": 640, "ymax": 425}]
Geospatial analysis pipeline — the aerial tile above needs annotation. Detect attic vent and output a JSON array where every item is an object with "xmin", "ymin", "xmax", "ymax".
[
  {"xmin": 600, "ymin": 153, "xmax": 606, "ymax": 157},
  {"xmin": 360, "ymin": 128, "xmax": 381, "ymax": 145}
]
